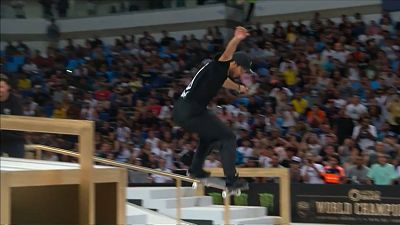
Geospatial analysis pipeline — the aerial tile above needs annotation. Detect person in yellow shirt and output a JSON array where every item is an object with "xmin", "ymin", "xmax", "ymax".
[
  {"xmin": 17, "ymin": 73, "xmax": 31, "ymax": 90},
  {"xmin": 291, "ymin": 93, "xmax": 308, "ymax": 114},
  {"xmin": 286, "ymin": 26, "xmax": 297, "ymax": 44},
  {"xmin": 52, "ymin": 102, "xmax": 67, "ymax": 119},
  {"xmin": 282, "ymin": 63, "xmax": 297, "ymax": 87}
]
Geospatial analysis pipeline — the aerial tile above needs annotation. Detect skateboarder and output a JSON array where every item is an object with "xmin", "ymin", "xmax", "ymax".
[{"xmin": 173, "ymin": 26, "xmax": 251, "ymax": 190}]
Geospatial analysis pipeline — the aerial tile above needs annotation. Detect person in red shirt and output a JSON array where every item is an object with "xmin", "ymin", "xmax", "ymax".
[
  {"xmin": 306, "ymin": 104, "xmax": 326, "ymax": 128},
  {"xmin": 95, "ymin": 84, "xmax": 111, "ymax": 100},
  {"xmin": 323, "ymin": 154, "xmax": 345, "ymax": 184},
  {"xmin": 146, "ymin": 98, "xmax": 162, "ymax": 116}
]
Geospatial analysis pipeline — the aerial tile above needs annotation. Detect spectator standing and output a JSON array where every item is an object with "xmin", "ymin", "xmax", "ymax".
[
  {"xmin": 0, "ymin": 74, "xmax": 25, "ymax": 158},
  {"xmin": 47, "ymin": 19, "xmax": 60, "ymax": 48}
]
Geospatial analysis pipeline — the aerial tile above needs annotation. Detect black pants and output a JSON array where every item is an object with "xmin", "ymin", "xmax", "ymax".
[{"xmin": 173, "ymin": 99, "xmax": 237, "ymax": 178}]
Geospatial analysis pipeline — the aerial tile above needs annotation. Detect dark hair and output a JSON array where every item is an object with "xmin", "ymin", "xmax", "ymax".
[{"xmin": 0, "ymin": 73, "xmax": 10, "ymax": 85}]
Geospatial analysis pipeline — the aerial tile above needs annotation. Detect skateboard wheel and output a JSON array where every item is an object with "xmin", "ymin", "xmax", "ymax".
[
  {"xmin": 235, "ymin": 189, "xmax": 241, "ymax": 196},
  {"xmin": 222, "ymin": 191, "xmax": 227, "ymax": 199},
  {"xmin": 192, "ymin": 182, "xmax": 197, "ymax": 189}
]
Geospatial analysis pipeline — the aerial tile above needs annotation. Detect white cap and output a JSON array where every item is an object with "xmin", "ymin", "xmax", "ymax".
[{"xmin": 291, "ymin": 156, "xmax": 302, "ymax": 163}]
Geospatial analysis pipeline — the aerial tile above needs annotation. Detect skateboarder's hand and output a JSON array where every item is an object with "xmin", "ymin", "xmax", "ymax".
[{"xmin": 234, "ymin": 26, "xmax": 249, "ymax": 41}]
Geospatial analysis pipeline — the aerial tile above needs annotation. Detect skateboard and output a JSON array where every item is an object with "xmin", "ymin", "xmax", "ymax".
[{"xmin": 191, "ymin": 177, "xmax": 249, "ymax": 198}]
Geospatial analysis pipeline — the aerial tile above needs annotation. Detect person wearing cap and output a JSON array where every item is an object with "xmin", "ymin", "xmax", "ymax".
[
  {"xmin": 0, "ymin": 74, "xmax": 25, "ymax": 158},
  {"xmin": 173, "ymin": 26, "xmax": 252, "ymax": 190},
  {"xmin": 289, "ymin": 156, "xmax": 303, "ymax": 183}
]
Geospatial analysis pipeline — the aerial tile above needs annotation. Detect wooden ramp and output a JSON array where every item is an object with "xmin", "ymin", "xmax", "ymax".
[{"xmin": 0, "ymin": 157, "xmax": 126, "ymax": 225}]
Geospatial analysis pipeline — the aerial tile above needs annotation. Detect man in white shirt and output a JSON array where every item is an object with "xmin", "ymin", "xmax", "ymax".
[
  {"xmin": 258, "ymin": 147, "xmax": 273, "ymax": 168},
  {"xmin": 237, "ymin": 139, "xmax": 254, "ymax": 160},
  {"xmin": 116, "ymin": 121, "xmax": 131, "ymax": 143},
  {"xmin": 301, "ymin": 153, "xmax": 325, "ymax": 184},
  {"xmin": 145, "ymin": 130, "xmax": 160, "ymax": 151},
  {"xmin": 330, "ymin": 42, "xmax": 350, "ymax": 63},
  {"xmin": 22, "ymin": 58, "xmax": 39, "ymax": 73},
  {"xmin": 204, "ymin": 152, "xmax": 221, "ymax": 168},
  {"xmin": 151, "ymin": 159, "xmax": 173, "ymax": 183},
  {"xmin": 158, "ymin": 100, "xmax": 172, "ymax": 119},
  {"xmin": 345, "ymin": 96, "xmax": 367, "ymax": 121},
  {"xmin": 159, "ymin": 142, "xmax": 174, "ymax": 169},
  {"xmin": 234, "ymin": 113, "xmax": 250, "ymax": 131}
]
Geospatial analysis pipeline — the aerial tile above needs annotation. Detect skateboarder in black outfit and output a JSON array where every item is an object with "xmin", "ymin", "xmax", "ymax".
[{"xmin": 173, "ymin": 26, "xmax": 252, "ymax": 189}]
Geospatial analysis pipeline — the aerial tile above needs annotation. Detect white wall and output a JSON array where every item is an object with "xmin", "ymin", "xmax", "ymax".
[
  {"xmin": 1, "ymin": 4, "xmax": 226, "ymax": 34},
  {"xmin": 1, "ymin": 0, "xmax": 200, "ymax": 19},
  {"xmin": 254, "ymin": 0, "xmax": 381, "ymax": 17},
  {"xmin": 2, "ymin": 0, "xmax": 394, "ymax": 52}
]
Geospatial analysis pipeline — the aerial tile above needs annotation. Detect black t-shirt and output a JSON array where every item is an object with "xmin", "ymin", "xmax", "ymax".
[
  {"xmin": 1, "ymin": 93, "xmax": 24, "ymax": 143},
  {"xmin": 180, "ymin": 60, "xmax": 230, "ymax": 107}
]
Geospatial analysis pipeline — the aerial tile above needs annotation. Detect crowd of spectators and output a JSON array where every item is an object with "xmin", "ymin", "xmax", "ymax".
[{"xmin": 1, "ymin": 11, "xmax": 400, "ymax": 185}]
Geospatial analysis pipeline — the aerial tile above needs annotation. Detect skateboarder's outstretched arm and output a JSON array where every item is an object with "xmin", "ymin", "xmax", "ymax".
[
  {"xmin": 218, "ymin": 26, "xmax": 249, "ymax": 62},
  {"xmin": 220, "ymin": 26, "xmax": 249, "ymax": 94}
]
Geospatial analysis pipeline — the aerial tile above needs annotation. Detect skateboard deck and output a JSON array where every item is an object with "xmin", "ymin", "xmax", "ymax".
[{"xmin": 192, "ymin": 177, "xmax": 249, "ymax": 198}]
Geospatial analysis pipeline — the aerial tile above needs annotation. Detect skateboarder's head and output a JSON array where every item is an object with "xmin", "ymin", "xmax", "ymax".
[{"xmin": 228, "ymin": 51, "xmax": 255, "ymax": 79}]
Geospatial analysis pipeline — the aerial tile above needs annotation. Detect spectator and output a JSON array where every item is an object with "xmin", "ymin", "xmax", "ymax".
[
  {"xmin": 345, "ymin": 154, "xmax": 370, "ymax": 184},
  {"xmin": 151, "ymin": 159, "xmax": 173, "ymax": 183},
  {"xmin": 204, "ymin": 152, "xmax": 221, "ymax": 168},
  {"xmin": 291, "ymin": 93, "xmax": 308, "ymax": 115},
  {"xmin": 334, "ymin": 108, "xmax": 355, "ymax": 145},
  {"xmin": 258, "ymin": 146, "xmax": 273, "ymax": 168},
  {"xmin": 17, "ymin": 72, "xmax": 32, "ymax": 92},
  {"xmin": 323, "ymin": 155, "xmax": 345, "ymax": 184},
  {"xmin": 0, "ymin": 74, "xmax": 25, "ymax": 158},
  {"xmin": 306, "ymin": 105, "xmax": 326, "ymax": 128},
  {"xmin": 290, "ymin": 156, "xmax": 303, "ymax": 183},
  {"xmin": 368, "ymin": 153, "xmax": 398, "ymax": 185},
  {"xmin": 301, "ymin": 153, "xmax": 325, "ymax": 184},
  {"xmin": 22, "ymin": 58, "xmax": 39, "ymax": 74},
  {"xmin": 352, "ymin": 117, "xmax": 377, "ymax": 151},
  {"xmin": 237, "ymin": 139, "xmax": 254, "ymax": 161},
  {"xmin": 345, "ymin": 96, "xmax": 368, "ymax": 121},
  {"xmin": 5, "ymin": 41, "xmax": 17, "ymax": 56},
  {"xmin": 47, "ymin": 19, "xmax": 60, "ymax": 48}
]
